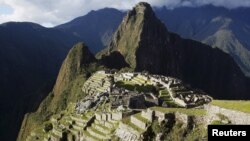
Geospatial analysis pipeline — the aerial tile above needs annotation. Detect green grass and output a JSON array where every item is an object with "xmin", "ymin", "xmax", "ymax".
[
  {"xmin": 185, "ymin": 125, "xmax": 207, "ymax": 141},
  {"xmin": 122, "ymin": 117, "xmax": 144, "ymax": 133},
  {"xmin": 216, "ymin": 113, "xmax": 229, "ymax": 121},
  {"xmin": 133, "ymin": 113, "xmax": 151, "ymax": 123},
  {"xmin": 211, "ymin": 120, "xmax": 227, "ymax": 125},
  {"xmin": 211, "ymin": 100, "xmax": 250, "ymax": 113},
  {"xmin": 159, "ymin": 89, "xmax": 180, "ymax": 107},
  {"xmin": 94, "ymin": 123, "xmax": 110, "ymax": 131},
  {"xmin": 83, "ymin": 130, "xmax": 102, "ymax": 141},
  {"xmin": 159, "ymin": 89, "xmax": 169, "ymax": 97},
  {"xmin": 89, "ymin": 127, "xmax": 106, "ymax": 136},
  {"xmin": 160, "ymin": 96, "xmax": 171, "ymax": 101},
  {"xmin": 150, "ymin": 107, "xmax": 206, "ymax": 116},
  {"xmin": 116, "ymin": 81, "xmax": 156, "ymax": 93}
]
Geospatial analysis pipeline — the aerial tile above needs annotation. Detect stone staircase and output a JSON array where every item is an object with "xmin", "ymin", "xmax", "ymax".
[
  {"xmin": 82, "ymin": 113, "xmax": 118, "ymax": 141},
  {"xmin": 116, "ymin": 111, "xmax": 152, "ymax": 141},
  {"xmin": 82, "ymin": 72, "xmax": 111, "ymax": 95},
  {"xmin": 40, "ymin": 112, "xmax": 94, "ymax": 141}
]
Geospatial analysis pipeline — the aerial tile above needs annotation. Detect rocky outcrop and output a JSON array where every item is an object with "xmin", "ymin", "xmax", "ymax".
[{"xmin": 99, "ymin": 2, "xmax": 250, "ymax": 99}]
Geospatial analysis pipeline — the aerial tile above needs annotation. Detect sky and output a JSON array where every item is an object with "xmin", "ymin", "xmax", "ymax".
[{"xmin": 1, "ymin": 0, "xmax": 250, "ymax": 27}]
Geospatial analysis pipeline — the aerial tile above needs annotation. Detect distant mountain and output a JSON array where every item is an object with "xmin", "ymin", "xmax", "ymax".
[
  {"xmin": 154, "ymin": 5, "xmax": 250, "ymax": 76},
  {"xmin": 57, "ymin": 5, "xmax": 250, "ymax": 76},
  {"xmin": 56, "ymin": 8, "xmax": 124, "ymax": 53},
  {"xmin": 0, "ymin": 22, "xmax": 80, "ymax": 141},
  {"xmin": 99, "ymin": 2, "xmax": 250, "ymax": 99}
]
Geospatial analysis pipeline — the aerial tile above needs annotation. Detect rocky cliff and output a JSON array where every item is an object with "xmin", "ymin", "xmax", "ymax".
[{"xmin": 99, "ymin": 2, "xmax": 250, "ymax": 99}]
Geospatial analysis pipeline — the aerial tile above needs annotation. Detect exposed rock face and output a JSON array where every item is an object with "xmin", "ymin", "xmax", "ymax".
[
  {"xmin": 53, "ymin": 42, "xmax": 96, "ymax": 96},
  {"xmin": 99, "ymin": 2, "xmax": 250, "ymax": 99},
  {"xmin": 105, "ymin": 2, "xmax": 170, "ymax": 69}
]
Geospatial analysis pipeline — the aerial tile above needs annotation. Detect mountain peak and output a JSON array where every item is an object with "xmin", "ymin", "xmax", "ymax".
[
  {"xmin": 102, "ymin": 2, "xmax": 169, "ymax": 68},
  {"xmin": 124, "ymin": 2, "xmax": 156, "ymax": 24},
  {"xmin": 53, "ymin": 42, "xmax": 96, "ymax": 96},
  {"xmin": 134, "ymin": 2, "xmax": 153, "ymax": 13}
]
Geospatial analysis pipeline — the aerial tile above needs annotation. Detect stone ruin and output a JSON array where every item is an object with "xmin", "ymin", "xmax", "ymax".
[
  {"xmin": 25, "ymin": 71, "xmax": 216, "ymax": 141},
  {"xmin": 79, "ymin": 71, "xmax": 213, "ymax": 112}
]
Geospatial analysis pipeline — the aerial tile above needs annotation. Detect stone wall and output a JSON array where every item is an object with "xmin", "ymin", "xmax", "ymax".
[
  {"xmin": 107, "ymin": 113, "xmax": 112, "ymax": 121},
  {"xmin": 191, "ymin": 116, "xmax": 206, "ymax": 125},
  {"xmin": 118, "ymin": 122, "xmax": 141, "ymax": 135},
  {"xmin": 141, "ymin": 110, "xmax": 153, "ymax": 122},
  {"xmin": 115, "ymin": 125, "xmax": 140, "ymax": 141},
  {"xmin": 50, "ymin": 135, "xmax": 61, "ymax": 141},
  {"xmin": 95, "ymin": 113, "xmax": 101, "ymax": 120},
  {"xmin": 175, "ymin": 112, "xmax": 188, "ymax": 127},
  {"xmin": 172, "ymin": 98, "xmax": 187, "ymax": 107},
  {"xmin": 131, "ymin": 115, "xmax": 147, "ymax": 130},
  {"xmin": 112, "ymin": 112, "xmax": 123, "ymax": 120},
  {"xmin": 154, "ymin": 111, "xmax": 165, "ymax": 119},
  {"xmin": 101, "ymin": 113, "xmax": 108, "ymax": 121},
  {"xmin": 205, "ymin": 104, "xmax": 250, "ymax": 124}
]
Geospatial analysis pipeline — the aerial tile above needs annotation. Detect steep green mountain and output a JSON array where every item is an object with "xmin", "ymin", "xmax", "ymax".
[
  {"xmin": 99, "ymin": 2, "xmax": 250, "ymax": 99},
  {"xmin": 0, "ymin": 22, "xmax": 80, "ymax": 141},
  {"xmin": 17, "ymin": 42, "xmax": 104, "ymax": 141}
]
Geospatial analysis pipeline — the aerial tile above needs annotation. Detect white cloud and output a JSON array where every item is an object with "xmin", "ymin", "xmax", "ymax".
[{"xmin": 0, "ymin": 0, "xmax": 250, "ymax": 27}]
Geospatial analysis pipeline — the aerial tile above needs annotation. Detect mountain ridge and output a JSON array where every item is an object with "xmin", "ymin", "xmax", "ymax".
[
  {"xmin": 56, "ymin": 8, "xmax": 124, "ymax": 53},
  {"xmin": 57, "ymin": 5, "xmax": 250, "ymax": 77}
]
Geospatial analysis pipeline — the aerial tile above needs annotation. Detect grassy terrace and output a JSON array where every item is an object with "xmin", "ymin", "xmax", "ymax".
[
  {"xmin": 122, "ymin": 117, "xmax": 144, "ymax": 133},
  {"xmin": 133, "ymin": 113, "xmax": 151, "ymax": 123},
  {"xmin": 150, "ymin": 107, "xmax": 206, "ymax": 116},
  {"xmin": 94, "ymin": 123, "xmax": 110, "ymax": 131},
  {"xmin": 211, "ymin": 100, "xmax": 250, "ymax": 113},
  {"xmin": 89, "ymin": 126, "xmax": 106, "ymax": 136},
  {"xmin": 116, "ymin": 81, "xmax": 156, "ymax": 93},
  {"xmin": 159, "ymin": 89, "xmax": 169, "ymax": 97},
  {"xmin": 83, "ymin": 130, "xmax": 101, "ymax": 141}
]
